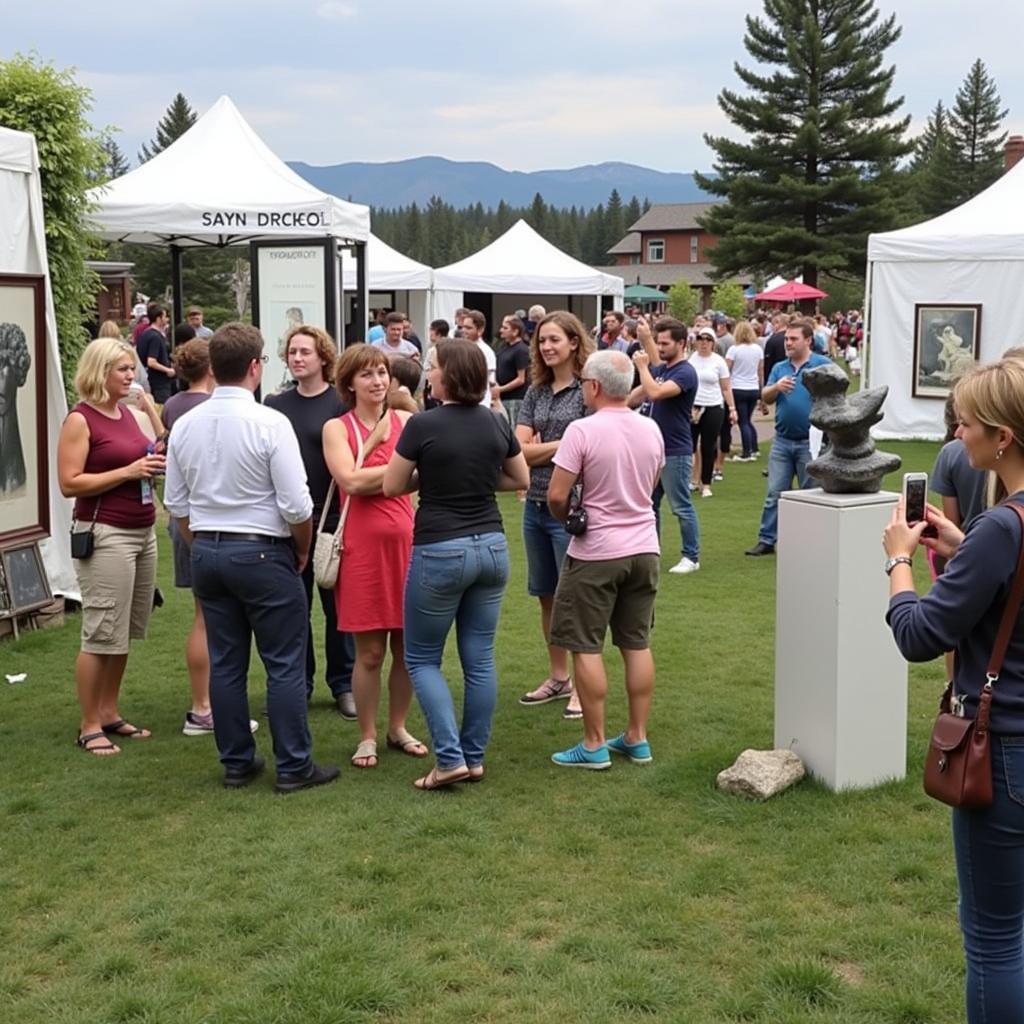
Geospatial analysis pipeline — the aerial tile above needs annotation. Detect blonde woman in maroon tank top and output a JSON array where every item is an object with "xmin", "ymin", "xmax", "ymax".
[{"xmin": 57, "ymin": 337, "xmax": 166, "ymax": 756}]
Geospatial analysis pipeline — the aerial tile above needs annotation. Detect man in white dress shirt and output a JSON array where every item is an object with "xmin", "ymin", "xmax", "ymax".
[{"xmin": 164, "ymin": 323, "xmax": 339, "ymax": 793}]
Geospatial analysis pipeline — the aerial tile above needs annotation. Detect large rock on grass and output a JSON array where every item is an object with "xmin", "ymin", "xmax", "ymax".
[{"xmin": 716, "ymin": 748, "xmax": 805, "ymax": 801}]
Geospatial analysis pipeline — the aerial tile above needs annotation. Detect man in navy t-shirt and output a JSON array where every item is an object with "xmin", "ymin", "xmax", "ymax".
[{"xmin": 630, "ymin": 315, "xmax": 701, "ymax": 574}]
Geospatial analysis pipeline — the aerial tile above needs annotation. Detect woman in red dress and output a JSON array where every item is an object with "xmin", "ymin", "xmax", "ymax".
[{"xmin": 323, "ymin": 344, "xmax": 428, "ymax": 769}]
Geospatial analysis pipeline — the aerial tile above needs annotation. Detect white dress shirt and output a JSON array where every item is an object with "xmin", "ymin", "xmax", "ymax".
[{"xmin": 164, "ymin": 386, "xmax": 313, "ymax": 535}]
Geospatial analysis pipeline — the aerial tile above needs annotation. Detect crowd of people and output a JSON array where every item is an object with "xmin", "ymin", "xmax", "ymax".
[{"xmin": 54, "ymin": 294, "xmax": 1024, "ymax": 1016}]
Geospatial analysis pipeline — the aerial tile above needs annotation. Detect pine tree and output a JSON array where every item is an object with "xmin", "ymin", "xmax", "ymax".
[
  {"xmin": 695, "ymin": 0, "xmax": 911, "ymax": 285},
  {"xmin": 625, "ymin": 195, "xmax": 642, "ymax": 230},
  {"xmin": 605, "ymin": 189, "xmax": 625, "ymax": 252},
  {"xmin": 908, "ymin": 101, "xmax": 956, "ymax": 218},
  {"xmin": 138, "ymin": 93, "xmax": 197, "ymax": 163},
  {"xmin": 99, "ymin": 136, "xmax": 130, "ymax": 180},
  {"xmin": 528, "ymin": 192, "xmax": 547, "ymax": 234},
  {"xmin": 947, "ymin": 59, "xmax": 1008, "ymax": 205}
]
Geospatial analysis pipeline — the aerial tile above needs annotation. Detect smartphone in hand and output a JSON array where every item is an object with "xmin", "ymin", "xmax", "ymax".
[{"xmin": 902, "ymin": 472, "xmax": 935, "ymax": 536}]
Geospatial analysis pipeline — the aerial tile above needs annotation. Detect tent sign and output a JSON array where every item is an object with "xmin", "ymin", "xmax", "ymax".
[{"xmin": 200, "ymin": 210, "xmax": 326, "ymax": 229}]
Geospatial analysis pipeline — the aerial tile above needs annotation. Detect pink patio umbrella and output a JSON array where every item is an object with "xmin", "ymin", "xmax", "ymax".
[{"xmin": 754, "ymin": 280, "xmax": 828, "ymax": 302}]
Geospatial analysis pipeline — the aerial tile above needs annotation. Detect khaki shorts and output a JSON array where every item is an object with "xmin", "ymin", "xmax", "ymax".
[
  {"xmin": 549, "ymin": 552, "xmax": 659, "ymax": 653},
  {"xmin": 74, "ymin": 523, "xmax": 157, "ymax": 654}
]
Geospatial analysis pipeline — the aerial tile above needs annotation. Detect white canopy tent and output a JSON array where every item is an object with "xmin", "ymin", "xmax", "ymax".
[
  {"xmin": 432, "ymin": 219, "xmax": 624, "ymax": 329},
  {"xmin": 340, "ymin": 233, "xmax": 432, "ymax": 338},
  {"xmin": 0, "ymin": 126, "xmax": 76, "ymax": 598},
  {"xmin": 866, "ymin": 159, "xmax": 1024, "ymax": 438},
  {"xmin": 88, "ymin": 95, "xmax": 369, "ymax": 247}
]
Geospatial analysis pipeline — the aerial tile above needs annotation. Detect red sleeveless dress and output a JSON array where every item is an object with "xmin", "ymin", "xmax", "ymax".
[{"xmin": 334, "ymin": 411, "xmax": 414, "ymax": 633}]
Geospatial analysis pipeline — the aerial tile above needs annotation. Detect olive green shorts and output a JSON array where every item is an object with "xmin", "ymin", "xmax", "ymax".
[{"xmin": 549, "ymin": 552, "xmax": 659, "ymax": 653}]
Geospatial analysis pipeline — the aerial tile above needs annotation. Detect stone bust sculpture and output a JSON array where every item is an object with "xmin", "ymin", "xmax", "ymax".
[{"xmin": 803, "ymin": 362, "xmax": 901, "ymax": 494}]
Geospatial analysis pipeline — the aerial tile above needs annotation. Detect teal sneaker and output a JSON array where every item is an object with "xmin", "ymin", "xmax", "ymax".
[
  {"xmin": 551, "ymin": 741, "xmax": 611, "ymax": 770},
  {"xmin": 607, "ymin": 733, "xmax": 653, "ymax": 764}
]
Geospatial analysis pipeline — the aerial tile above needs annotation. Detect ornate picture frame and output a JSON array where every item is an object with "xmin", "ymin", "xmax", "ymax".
[{"xmin": 912, "ymin": 303, "xmax": 982, "ymax": 400}]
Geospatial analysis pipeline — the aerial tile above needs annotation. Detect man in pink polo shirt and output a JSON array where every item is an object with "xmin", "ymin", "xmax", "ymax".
[{"xmin": 546, "ymin": 349, "xmax": 665, "ymax": 770}]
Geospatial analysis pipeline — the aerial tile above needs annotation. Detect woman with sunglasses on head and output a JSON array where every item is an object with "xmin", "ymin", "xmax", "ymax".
[
  {"xmin": 384, "ymin": 341, "xmax": 528, "ymax": 788},
  {"xmin": 323, "ymin": 344, "xmax": 428, "ymax": 770}
]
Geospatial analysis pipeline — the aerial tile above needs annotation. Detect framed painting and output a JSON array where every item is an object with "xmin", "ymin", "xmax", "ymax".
[
  {"xmin": 912, "ymin": 303, "xmax": 982, "ymax": 399},
  {"xmin": 0, "ymin": 274, "xmax": 47, "ymax": 544},
  {"xmin": 0, "ymin": 540, "xmax": 52, "ymax": 618}
]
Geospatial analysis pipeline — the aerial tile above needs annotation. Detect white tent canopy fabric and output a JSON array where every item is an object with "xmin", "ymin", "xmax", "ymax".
[
  {"xmin": 866, "ymin": 159, "xmax": 1024, "ymax": 438},
  {"xmin": 87, "ymin": 96, "xmax": 369, "ymax": 245},
  {"xmin": 341, "ymin": 234, "xmax": 431, "ymax": 291},
  {"xmin": 431, "ymin": 219, "xmax": 623, "ymax": 330},
  {"xmin": 0, "ymin": 126, "xmax": 76, "ymax": 598},
  {"xmin": 434, "ymin": 219, "xmax": 624, "ymax": 296}
]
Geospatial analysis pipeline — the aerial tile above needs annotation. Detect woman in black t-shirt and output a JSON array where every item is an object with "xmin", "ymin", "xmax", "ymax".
[{"xmin": 384, "ymin": 342, "xmax": 529, "ymax": 789}]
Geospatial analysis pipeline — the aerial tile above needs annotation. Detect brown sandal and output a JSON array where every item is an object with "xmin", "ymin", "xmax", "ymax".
[
  {"xmin": 386, "ymin": 729, "xmax": 429, "ymax": 758},
  {"xmin": 413, "ymin": 765, "xmax": 471, "ymax": 790},
  {"xmin": 77, "ymin": 731, "xmax": 120, "ymax": 756}
]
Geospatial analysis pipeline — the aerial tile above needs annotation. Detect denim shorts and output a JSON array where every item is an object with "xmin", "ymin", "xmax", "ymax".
[{"xmin": 522, "ymin": 499, "xmax": 570, "ymax": 597}]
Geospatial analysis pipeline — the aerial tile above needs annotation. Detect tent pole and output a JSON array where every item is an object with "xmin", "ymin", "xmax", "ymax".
[
  {"xmin": 169, "ymin": 244, "xmax": 184, "ymax": 331},
  {"xmin": 353, "ymin": 241, "xmax": 367, "ymax": 349},
  {"xmin": 862, "ymin": 259, "xmax": 873, "ymax": 388}
]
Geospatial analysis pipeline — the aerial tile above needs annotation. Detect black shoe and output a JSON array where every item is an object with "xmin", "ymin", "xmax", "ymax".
[
  {"xmin": 335, "ymin": 692, "xmax": 357, "ymax": 720},
  {"xmin": 745, "ymin": 542, "xmax": 776, "ymax": 557},
  {"xmin": 223, "ymin": 755, "xmax": 266, "ymax": 789},
  {"xmin": 761, "ymin": 468, "xmax": 769, "ymax": 477},
  {"xmin": 274, "ymin": 762, "xmax": 341, "ymax": 795}
]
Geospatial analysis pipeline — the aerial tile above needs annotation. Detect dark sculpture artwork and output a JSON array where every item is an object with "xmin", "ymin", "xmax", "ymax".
[
  {"xmin": 0, "ymin": 322, "xmax": 31, "ymax": 496},
  {"xmin": 804, "ymin": 362, "xmax": 901, "ymax": 494}
]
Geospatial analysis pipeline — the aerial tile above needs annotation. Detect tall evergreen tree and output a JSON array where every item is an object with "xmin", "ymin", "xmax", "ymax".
[
  {"xmin": 947, "ymin": 59, "xmax": 1008, "ymax": 205},
  {"xmin": 138, "ymin": 92, "xmax": 197, "ymax": 163},
  {"xmin": 908, "ymin": 101, "xmax": 956, "ymax": 219},
  {"xmin": 695, "ymin": 0, "xmax": 911, "ymax": 285},
  {"xmin": 605, "ymin": 188, "xmax": 625, "ymax": 252},
  {"xmin": 528, "ymin": 192, "xmax": 547, "ymax": 234},
  {"xmin": 625, "ymin": 195, "xmax": 642, "ymax": 230},
  {"xmin": 99, "ymin": 136, "xmax": 130, "ymax": 181}
]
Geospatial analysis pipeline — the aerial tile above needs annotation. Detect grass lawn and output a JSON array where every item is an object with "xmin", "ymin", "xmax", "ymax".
[{"xmin": 0, "ymin": 438, "xmax": 961, "ymax": 1024}]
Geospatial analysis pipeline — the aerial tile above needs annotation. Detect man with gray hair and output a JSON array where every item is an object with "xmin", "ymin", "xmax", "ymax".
[{"xmin": 545, "ymin": 350, "xmax": 665, "ymax": 770}]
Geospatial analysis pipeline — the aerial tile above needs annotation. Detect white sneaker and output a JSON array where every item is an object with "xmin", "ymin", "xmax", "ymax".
[
  {"xmin": 669, "ymin": 557, "xmax": 700, "ymax": 575},
  {"xmin": 701, "ymin": 486, "xmax": 713, "ymax": 498}
]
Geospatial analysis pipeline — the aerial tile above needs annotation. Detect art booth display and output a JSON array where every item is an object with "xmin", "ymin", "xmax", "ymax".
[
  {"xmin": 911, "ymin": 304, "xmax": 982, "ymax": 400},
  {"xmin": 0, "ymin": 273, "xmax": 48, "ymax": 545}
]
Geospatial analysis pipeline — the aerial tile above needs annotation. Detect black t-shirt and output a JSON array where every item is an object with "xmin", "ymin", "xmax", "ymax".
[
  {"xmin": 136, "ymin": 328, "xmax": 172, "ymax": 402},
  {"xmin": 264, "ymin": 385, "xmax": 348, "ymax": 526},
  {"xmin": 396, "ymin": 404, "xmax": 521, "ymax": 546},
  {"xmin": 495, "ymin": 341, "xmax": 532, "ymax": 400},
  {"xmin": 764, "ymin": 331, "xmax": 787, "ymax": 381}
]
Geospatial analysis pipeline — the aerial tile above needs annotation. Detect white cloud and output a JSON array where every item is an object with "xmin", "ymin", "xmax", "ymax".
[{"xmin": 316, "ymin": 1, "xmax": 357, "ymax": 20}]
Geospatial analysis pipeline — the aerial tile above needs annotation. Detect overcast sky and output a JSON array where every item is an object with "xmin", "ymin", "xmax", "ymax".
[{"xmin": 4, "ymin": 1, "xmax": 1023, "ymax": 174}]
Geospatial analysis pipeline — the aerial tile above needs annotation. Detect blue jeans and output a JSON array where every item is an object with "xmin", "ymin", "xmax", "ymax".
[
  {"xmin": 652, "ymin": 453, "xmax": 699, "ymax": 561},
  {"xmin": 757, "ymin": 436, "xmax": 813, "ymax": 546},
  {"xmin": 733, "ymin": 388, "xmax": 761, "ymax": 457},
  {"xmin": 522, "ymin": 499, "xmax": 570, "ymax": 597},
  {"xmin": 403, "ymin": 533, "xmax": 510, "ymax": 770},
  {"xmin": 953, "ymin": 736, "xmax": 1024, "ymax": 1022},
  {"xmin": 300, "ymin": 558, "xmax": 354, "ymax": 699},
  {"xmin": 191, "ymin": 535, "xmax": 313, "ymax": 777}
]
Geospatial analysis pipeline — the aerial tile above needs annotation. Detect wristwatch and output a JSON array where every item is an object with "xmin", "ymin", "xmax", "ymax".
[{"xmin": 884, "ymin": 555, "xmax": 913, "ymax": 575}]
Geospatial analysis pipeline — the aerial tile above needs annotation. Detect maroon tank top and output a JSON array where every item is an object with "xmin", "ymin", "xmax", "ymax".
[{"xmin": 71, "ymin": 403, "xmax": 156, "ymax": 528}]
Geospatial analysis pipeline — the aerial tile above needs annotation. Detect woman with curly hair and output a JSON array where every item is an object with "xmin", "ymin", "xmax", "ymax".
[{"xmin": 515, "ymin": 311, "xmax": 595, "ymax": 719}]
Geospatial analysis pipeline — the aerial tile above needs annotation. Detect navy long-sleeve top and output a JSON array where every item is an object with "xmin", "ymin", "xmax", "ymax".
[{"xmin": 887, "ymin": 497, "xmax": 1024, "ymax": 734}]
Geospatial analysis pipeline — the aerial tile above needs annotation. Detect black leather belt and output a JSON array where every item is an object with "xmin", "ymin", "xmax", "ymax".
[{"xmin": 193, "ymin": 531, "xmax": 291, "ymax": 544}]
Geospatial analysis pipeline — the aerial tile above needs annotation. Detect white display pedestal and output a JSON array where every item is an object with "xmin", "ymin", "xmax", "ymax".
[{"xmin": 774, "ymin": 488, "xmax": 907, "ymax": 790}]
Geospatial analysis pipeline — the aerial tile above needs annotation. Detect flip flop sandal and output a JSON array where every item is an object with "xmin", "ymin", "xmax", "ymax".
[
  {"xmin": 386, "ymin": 729, "xmax": 429, "ymax": 758},
  {"xmin": 413, "ymin": 765, "xmax": 470, "ymax": 790},
  {"xmin": 101, "ymin": 719, "xmax": 151, "ymax": 739},
  {"xmin": 77, "ymin": 731, "xmax": 120, "ymax": 755},
  {"xmin": 351, "ymin": 739, "xmax": 378, "ymax": 769}
]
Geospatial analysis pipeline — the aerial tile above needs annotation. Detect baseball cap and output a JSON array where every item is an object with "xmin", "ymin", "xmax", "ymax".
[{"xmin": 696, "ymin": 327, "xmax": 717, "ymax": 341}]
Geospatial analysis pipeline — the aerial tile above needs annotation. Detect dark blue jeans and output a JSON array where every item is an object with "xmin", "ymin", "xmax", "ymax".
[
  {"xmin": 403, "ymin": 533, "xmax": 509, "ymax": 770},
  {"xmin": 757, "ymin": 436, "xmax": 812, "ymax": 546},
  {"xmin": 300, "ymin": 558, "xmax": 354, "ymax": 699},
  {"xmin": 191, "ymin": 535, "xmax": 313, "ymax": 777},
  {"xmin": 953, "ymin": 735, "xmax": 1024, "ymax": 1022},
  {"xmin": 733, "ymin": 388, "xmax": 761, "ymax": 457}
]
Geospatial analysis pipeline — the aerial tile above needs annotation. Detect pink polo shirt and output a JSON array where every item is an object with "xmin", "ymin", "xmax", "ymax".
[{"xmin": 552, "ymin": 406, "xmax": 664, "ymax": 561}]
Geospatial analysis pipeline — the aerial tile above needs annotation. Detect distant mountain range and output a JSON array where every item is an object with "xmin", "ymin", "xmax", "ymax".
[{"xmin": 288, "ymin": 156, "xmax": 715, "ymax": 210}]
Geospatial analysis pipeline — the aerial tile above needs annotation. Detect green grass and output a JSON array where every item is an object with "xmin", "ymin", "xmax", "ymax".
[{"xmin": 0, "ymin": 439, "xmax": 960, "ymax": 1023}]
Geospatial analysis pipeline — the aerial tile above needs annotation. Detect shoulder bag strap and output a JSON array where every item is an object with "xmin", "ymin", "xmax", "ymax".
[
  {"xmin": 988, "ymin": 502, "xmax": 1024, "ymax": 681},
  {"xmin": 332, "ymin": 413, "xmax": 369, "ymax": 540}
]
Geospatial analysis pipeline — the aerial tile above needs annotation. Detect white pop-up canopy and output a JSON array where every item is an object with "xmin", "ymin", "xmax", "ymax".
[
  {"xmin": 866, "ymin": 158, "xmax": 1024, "ymax": 438},
  {"xmin": 88, "ymin": 95, "xmax": 369, "ymax": 245},
  {"xmin": 432, "ymin": 219, "xmax": 624, "ymax": 328},
  {"xmin": 0, "ymin": 126, "xmax": 75, "ymax": 598},
  {"xmin": 341, "ymin": 234, "xmax": 431, "ymax": 291}
]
